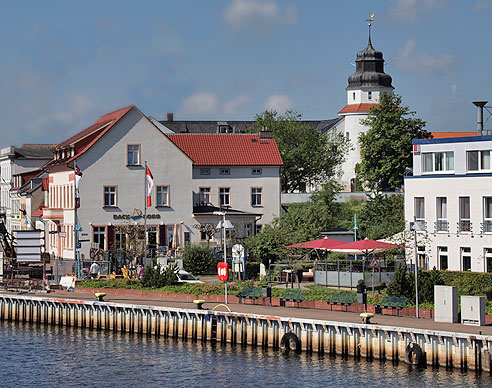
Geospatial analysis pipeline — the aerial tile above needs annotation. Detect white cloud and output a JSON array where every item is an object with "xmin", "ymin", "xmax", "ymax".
[
  {"xmin": 181, "ymin": 92, "xmax": 218, "ymax": 115},
  {"xmin": 473, "ymin": 1, "xmax": 492, "ymax": 10},
  {"xmin": 387, "ymin": 0, "xmax": 450, "ymax": 23},
  {"xmin": 264, "ymin": 94, "xmax": 293, "ymax": 113},
  {"xmin": 396, "ymin": 39, "xmax": 454, "ymax": 73},
  {"xmin": 223, "ymin": 95, "xmax": 251, "ymax": 114},
  {"xmin": 223, "ymin": 0, "xmax": 296, "ymax": 34},
  {"xmin": 70, "ymin": 94, "xmax": 96, "ymax": 116}
]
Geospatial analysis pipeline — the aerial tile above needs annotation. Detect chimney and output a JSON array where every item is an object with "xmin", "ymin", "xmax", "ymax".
[
  {"xmin": 472, "ymin": 101, "xmax": 487, "ymax": 136},
  {"xmin": 166, "ymin": 112, "xmax": 174, "ymax": 122},
  {"xmin": 259, "ymin": 127, "xmax": 273, "ymax": 140}
]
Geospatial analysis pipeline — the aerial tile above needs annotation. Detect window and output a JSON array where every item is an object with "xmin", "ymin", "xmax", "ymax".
[
  {"xmin": 254, "ymin": 224, "xmax": 262, "ymax": 235},
  {"xmin": 486, "ymin": 248, "xmax": 492, "ymax": 273},
  {"xmin": 345, "ymin": 132, "xmax": 350, "ymax": 140},
  {"xmin": 352, "ymin": 92, "xmax": 356, "ymax": 100},
  {"xmin": 219, "ymin": 188, "xmax": 230, "ymax": 206},
  {"xmin": 219, "ymin": 168, "xmax": 230, "ymax": 175},
  {"xmin": 251, "ymin": 188, "xmax": 263, "ymax": 206},
  {"xmin": 414, "ymin": 197, "xmax": 425, "ymax": 221},
  {"xmin": 438, "ymin": 246, "xmax": 448, "ymax": 270},
  {"xmin": 461, "ymin": 247, "xmax": 471, "ymax": 271},
  {"xmin": 199, "ymin": 187, "xmax": 211, "ymax": 205},
  {"xmin": 244, "ymin": 224, "xmax": 252, "ymax": 238},
  {"xmin": 156, "ymin": 186, "xmax": 169, "ymax": 207},
  {"xmin": 93, "ymin": 226, "xmax": 105, "ymax": 250},
  {"xmin": 218, "ymin": 125, "xmax": 232, "ymax": 133},
  {"xmin": 127, "ymin": 144, "xmax": 140, "ymax": 166},
  {"xmin": 200, "ymin": 168, "xmax": 210, "ymax": 175},
  {"xmin": 484, "ymin": 197, "xmax": 492, "ymax": 233},
  {"xmin": 422, "ymin": 152, "xmax": 454, "ymax": 173},
  {"xmin": 104, "ymin": 186, "xmax": 117, "ymax": 207},
  {"xmin": 436, "ymin": 197, "xmax": 448, "ymax": 232},
  {"xmin": 252, "ymin": 168, "xmax": 262, "ymax": 175},
  {"xmin": 467, "ymin": 150, "xmax": 491, "ymax": 171},
  {"xmin": 368, "ymin": 91, "xmax": 372, "ymax": 100},
  {"xmin": 459, "ymin": 197, "xmax": 471, "ymax": 232},
  {"xmin": 114, "ymin": 228, "xmax": 127, "ymax": 250}
]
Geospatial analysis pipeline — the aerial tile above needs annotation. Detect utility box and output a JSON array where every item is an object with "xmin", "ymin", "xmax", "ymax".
[
  {"xmin": 461, "ymin": 296, "xmax": 486, "ymax": 326},
  {"xmin": 434, "ymin": 285, "xmax": 458, "ymax": 323}
]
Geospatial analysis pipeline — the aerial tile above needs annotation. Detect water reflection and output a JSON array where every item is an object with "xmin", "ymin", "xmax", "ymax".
[{"xmin": 0, "ymin": 321, "xmax": 488, "ymax": 388}]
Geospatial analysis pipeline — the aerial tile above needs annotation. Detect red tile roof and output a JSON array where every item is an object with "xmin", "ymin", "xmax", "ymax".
[
  {"xmin": 32, "ymin": 205, "xmax": 46, "ymax": 218},
  {"xmin": 338, "ymin": 103, "xmax": 378, "ymax": 114},
  {"xmin": 49, "ymin": 105, "xmax": 134, "ymax": 165},
  {"xmin": 166, "ymin": 134, "xmax": 283, "ymax": 166},
  {"xmin": 431, "ymin": 131, "xmax": 477, "ymax": 139}
]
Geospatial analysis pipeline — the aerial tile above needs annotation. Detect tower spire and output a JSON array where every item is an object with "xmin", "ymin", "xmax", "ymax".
[{"xmin": 366, "ymin": 13, "xmax": 375, "ymax": 47}]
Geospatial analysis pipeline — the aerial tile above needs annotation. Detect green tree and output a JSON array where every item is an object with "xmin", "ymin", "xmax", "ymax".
[
  {"xmin": 357, "ymin": 94, "xmax": 431, "ymax": 192},
  {"xmin": 181, "ymin": 243, "xmax": 216, "ymax": 275},
  {"xmin": 251, "ymin": 110, "xmax": 350, "ymax": 192},
  {"xmin": 357, "ymin": 193, "xmax": 404, "ymax": 240},
  {"xmin": 387, "ymin": 265, "xmax": 413, "ymax": 299}
]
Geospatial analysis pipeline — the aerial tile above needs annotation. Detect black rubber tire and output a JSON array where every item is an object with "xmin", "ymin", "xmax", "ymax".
[
  {"xmin": 280, "ymin": 332, "xmax": 301, "ymax": 354},
  {"xmin": 406, "ymin": 342, "xmax": 423, "ymax": 365}
]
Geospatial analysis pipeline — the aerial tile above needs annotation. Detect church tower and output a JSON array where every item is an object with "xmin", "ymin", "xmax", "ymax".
[{"xmin": 335, "ymin": 27, "xmax": 394, "ymax": 191}]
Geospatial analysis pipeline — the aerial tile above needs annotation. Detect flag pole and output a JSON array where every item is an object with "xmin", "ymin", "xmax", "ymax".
[{"xmin": 143, "ymin": 161, "xmax": 147, "ymax": 266}]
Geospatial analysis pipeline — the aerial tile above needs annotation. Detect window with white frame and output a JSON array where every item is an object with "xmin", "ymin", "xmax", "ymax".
[
  {"xmin": 219, "ymin": 168, "xmax": 230, "ymax": 175},
  {"xmin": 156, "ymin": 186, "xmax": 169, "ymax": 207},
  {"xmin": 368, "ymin": 91, "xmax": 372, "ymax": 100},
  {"xmin": 461, "ymin": 247, "xmax": 471, "ymax": 271},
  {"xmin": 436, "ymin": 197, "xmax": 448, "ymax": 232},
  {"xmin": 414, "ymin": 197, "xmax": 425, "ymax": 221},
  {"xmin": 252, "ymin": 168, "xmax": 262, "ymax": 175},
  {"xmin": 423, "ymin": 152, "xmax": 454, "ymax": 173},
  {"xmin": 459, "ymin": 197, "xmax": 471, "ymax": 232},
  {"xmin": 199, "ymin": 187, "xmax": 211, "ymax": 205},
  {"xmin": 484, "ymin": 197, "xmax": 492, "ymax": 233},
  {"xmin": 251, "ymin": 188, "xmax": 262, "ymax": 206},
  {"xmin": 127, "ymin": 144, "xmax": 140, "ymax": 166},
  {"xmin": 93, "ymin": 226, "xmax": 105, "ymax": 250},
  {"xmin": 104, "ymin": 186, "xmax": 117, "ymax": 207},
  {"xmin": 219, "ymin": 188, "xmax": 230, "ymax": 206},
  {"xmin": 438, "ymin": 246, "xmax": 448, "ymax": 270},
  {"xmin": 467, "ymin": 150, "xmax": 491, "ymax": 172}
]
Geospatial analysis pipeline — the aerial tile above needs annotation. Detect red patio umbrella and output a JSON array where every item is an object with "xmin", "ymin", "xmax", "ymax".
[
  {"xmin": 286, "ymin": 238, "xmax": 345, "ymax": 250},
  {"xmin": 328, "ymin": 239, "xmax": 403, "ymax": 255}
]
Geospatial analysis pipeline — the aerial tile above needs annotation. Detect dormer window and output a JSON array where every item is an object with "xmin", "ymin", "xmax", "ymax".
[
  {"xmin": 218, "ymin": 125, "xmax": 233, "ymax": 133},
  {"xmin": 219, "ymin": 168, "xmax": 230, "ymax": 175},
  {"xmin": 200, "ymin": 168, "xmax": 210, "ymax": 175}
]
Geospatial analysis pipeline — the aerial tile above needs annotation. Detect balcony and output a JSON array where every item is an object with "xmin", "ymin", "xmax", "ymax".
[
  {"xmin": 434, "ymin": 220, "xmax": 449, "ymax": 233},
  {"xmin": 482, "ymin": 221, "xmax": 492, "ymax": 234},
  {"xmin": 457, "ymin": 220, "xmax": 472, "ymax": 233}
]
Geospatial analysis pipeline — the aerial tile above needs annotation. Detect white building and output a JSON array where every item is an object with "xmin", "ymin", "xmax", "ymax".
[
  {"xmin": 404, "ymin": 135, "xmax": 492, "ymax": 272},
  {"xmin": 0, "ymin": 145, "xmax": 52, "ymax": 234},
  {"xmin": 42, "ymin": 106, "xmax": 282, "ymax": 263}
]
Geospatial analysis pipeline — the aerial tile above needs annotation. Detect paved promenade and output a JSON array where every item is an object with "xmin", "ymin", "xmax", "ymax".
[{"xmin": 18, "ymin": 289, "xmax": 492, "ymax": 337}]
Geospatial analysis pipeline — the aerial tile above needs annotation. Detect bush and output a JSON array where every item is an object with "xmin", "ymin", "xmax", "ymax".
[
  {"xmin": 141, "ymin": 264, "xmax": 178, "ymax": 288},
  {"xmin": 181, "ymin": 243, "xmax": 216, "ymax": 275},
  {"xmin": 438, "ymin": 271, "xmax": 492, "ymax": 296},
  {"xmin": 387, "ymin": 265, "xmax": 413, "ymax": 299},
  {"xmin": 246, "ymin": 262, "xmax": 261, "ymax": 279}
]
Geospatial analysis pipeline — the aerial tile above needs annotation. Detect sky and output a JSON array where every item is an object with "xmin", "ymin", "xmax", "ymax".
[{"xmin": 1, "ymin": 0, "xmax": 492, "ymax": 148}]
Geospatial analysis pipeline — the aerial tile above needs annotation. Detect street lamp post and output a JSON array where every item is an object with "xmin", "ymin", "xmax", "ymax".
[
  {"xmin": 410, "ymin": 220, "xmax": 425, "ymax": 319},
  {"xmin": 214, "ymin": 211, "xmax": 233, "ymax": 304}
]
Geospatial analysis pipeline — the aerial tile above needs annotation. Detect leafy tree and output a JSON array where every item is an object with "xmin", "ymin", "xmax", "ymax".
[
  {"xmin": 357, "ymin": 193, "xmax": 404, "ymax": 240},
  {"xmin": 357, "ymin": 93, "xmax": 431, "ymax": 192},
  {"xmin": 181, "ymin": 243, "xmax": 216, "ymax": 275},
  {"xmin": 250, "ymin": 110, "xmax": 350, "ymax": 192},
  {"xmin": 387, "ymin": 265, "xmax": 413, "ymax": 299}
]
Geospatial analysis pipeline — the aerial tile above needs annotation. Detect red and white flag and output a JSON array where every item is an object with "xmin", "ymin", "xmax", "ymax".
[{"xmin": 146, "ymin": 166, "xmax": 153, "ymax": 207}]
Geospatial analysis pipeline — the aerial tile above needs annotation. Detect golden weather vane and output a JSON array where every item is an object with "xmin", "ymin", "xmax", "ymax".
[{"xmin": 365, "ymin": 13, "xmax": 375, "ymax": 41}]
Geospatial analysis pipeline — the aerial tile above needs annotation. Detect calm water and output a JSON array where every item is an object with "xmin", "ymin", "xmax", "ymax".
[{"xmin": 0, "ymin": 321, "xmax": 489, "ymax": 388}]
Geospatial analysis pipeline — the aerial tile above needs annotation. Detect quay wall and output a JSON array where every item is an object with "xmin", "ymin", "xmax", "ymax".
[{"xmin": 1, "ymin": 293, "xmax": 491, "ymax": 373}]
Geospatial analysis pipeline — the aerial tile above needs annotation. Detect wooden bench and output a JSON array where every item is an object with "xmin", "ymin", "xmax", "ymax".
[
  {"xmin": 280, "ymin": 289, "xmax": 306, "ymax": 308},
  {"xmin": 193, "ymin": 299, "xmax": 206, "ymax": 310},
  {"xmin": 94, "ymin": 292, "xmax": 106, "ymax": 301},
  {"xmin": 375, "ymin": 296, "xmax": 407, "ymax": 316},
  {"xmin": 360, "ymin": 312, "xmax": 375, "ymax": 324},
  {"xmin": 237, "ymin": 287, "xmax": 263, "ymax": 304},
  {"xmin": 327, "ymin": 292, "xmax": 356, "ymax": 312}
]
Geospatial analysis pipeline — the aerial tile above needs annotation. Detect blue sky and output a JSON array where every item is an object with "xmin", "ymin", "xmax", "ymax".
[{"xmin": 1, "ymin": 0, "xmax": 492, "ymax": 148}]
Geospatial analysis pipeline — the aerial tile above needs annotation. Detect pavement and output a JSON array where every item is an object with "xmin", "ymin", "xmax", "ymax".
[{"xmin": 14, "ymin": 289, "xmax": 492, "ymax": 337}]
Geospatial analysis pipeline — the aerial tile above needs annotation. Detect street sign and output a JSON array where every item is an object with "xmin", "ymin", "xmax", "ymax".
[
  {"xmin": 368, "ymin": 257, "xmax": 380, "ymax": 269},
  {"xmin": 75, "ymin": 242, "xmax": 81, "ymax": 249},
  {"xmin": 13, "ymin": 230, "xmax": 43, "ymax": 262},
  {"xmin": 217, "ymin": 262, "xmax": 228, "ymax": 281}
]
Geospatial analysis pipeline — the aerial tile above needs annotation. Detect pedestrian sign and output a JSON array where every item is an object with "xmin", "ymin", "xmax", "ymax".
[{"xmin": 368, "ymin": 257, "xmax": 380, "ymax": 269}]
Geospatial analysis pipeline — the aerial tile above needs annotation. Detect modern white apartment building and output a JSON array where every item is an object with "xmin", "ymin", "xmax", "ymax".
[{"xmin": 404, "ymin": 135, "xmax": 492, "ymax": 272}]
